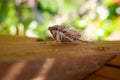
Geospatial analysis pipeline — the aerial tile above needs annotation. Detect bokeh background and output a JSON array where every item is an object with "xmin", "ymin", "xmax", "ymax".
[{"xmin": 0, "ymin": 0, "xmax": 120, "ymax": 41}]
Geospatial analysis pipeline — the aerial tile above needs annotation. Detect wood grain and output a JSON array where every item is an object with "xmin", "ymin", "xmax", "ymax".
[
  {"xmin": 0, "ymin": 35, "xmax": 120, "ymax": 80},
  {"xmin": 107, "ymin": 56, "xmax": 120, "ymax": 67},
  {"xmin": 0, "ymin": 35, "xmax": 120, "ymax": 61},
  {"xmin": 0, "ymin": 35, "xmax": 38, "ymax": 42},
  {"xmin": 85, "ymin": 54, "xmax": 120, "ymax": 80},
  {"xmin": 95, "ymin": 66, "xmax": 120, "ymax": 80},
  {"xmin": 85, "ymin": 75, "xmax": 111, "ymax": 80}
]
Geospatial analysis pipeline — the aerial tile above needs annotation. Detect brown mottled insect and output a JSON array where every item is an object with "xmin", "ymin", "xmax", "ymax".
[{"xmin": 48, "ymin": 25, "xmax": 88, "ymax": 42}]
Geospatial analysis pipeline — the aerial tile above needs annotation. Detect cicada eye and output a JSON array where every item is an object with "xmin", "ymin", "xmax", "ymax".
[{"xmin": 48, "ymin": 27, "xmax": 53, "ymax": 31}]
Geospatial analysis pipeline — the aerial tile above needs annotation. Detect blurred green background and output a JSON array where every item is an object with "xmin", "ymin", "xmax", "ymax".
[{"xmin": 0, "ymin": 0, "xmax": 120, "ymax": 40}]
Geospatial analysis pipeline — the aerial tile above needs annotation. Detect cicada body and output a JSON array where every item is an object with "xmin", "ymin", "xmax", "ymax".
[{"xmin": 48, "ymin": 25, "xmax": 81, "ymax": 42}]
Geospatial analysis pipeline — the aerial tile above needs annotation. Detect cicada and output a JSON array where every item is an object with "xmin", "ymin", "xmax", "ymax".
[{"xmin": 48, "ymin": 25, "xmax": 88, "ymax": 42}]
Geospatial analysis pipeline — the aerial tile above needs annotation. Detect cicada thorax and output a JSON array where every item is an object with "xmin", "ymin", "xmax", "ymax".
[{"xmin": 48, "ymin": 25, "xmax": 81, "ymax": 42}]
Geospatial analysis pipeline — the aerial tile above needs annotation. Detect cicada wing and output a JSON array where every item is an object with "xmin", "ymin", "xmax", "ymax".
[{"xmin": 50, "ymin": 30, "xmax": 73, "ymax": 42}]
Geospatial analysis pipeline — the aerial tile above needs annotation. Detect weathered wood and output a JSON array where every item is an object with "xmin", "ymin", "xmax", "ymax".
[
  {"xmin": 0, "ymin": 35, "xmax": 120, "ymax": 80},
  {"xmin": 95, "ymin": 66, "xmax": 120, "ymax": 80},
  {"xmin": 85, "ymin": 55, "xmax": 120, "ymax": 80},
  {"xmin": 85, "ymin": 75, "xmax": 111, "ymax": 80},
  {"xmin": 0, "ymin": 54, "xmax": 115, "ymax": 80},
  {"xmin": 107, "ymin": 56, "xmax": 120, "ymax": 67},
  {"xmin": 0, "ymin": 35, "xmax": 38, "ymax": 42},
  {"xmin": 0, "ymin": 35, "xmax": 120, "ymax": 61}
]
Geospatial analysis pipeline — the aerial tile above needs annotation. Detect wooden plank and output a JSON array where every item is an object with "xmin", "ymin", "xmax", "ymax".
[
  {"xmin": 84, "ymin": 56, "xmax": 120, "ymax": 80},
  {"xmin": 107, "ymin": 56, "xmax": 120, "ymax": 67},
  {"xmin": 0, "ymin": 35, "xmax": 120, "ymax": 80},
  {"xmin": 85, "ymin": 75, "xmax": 111, "ymax": 80},
  {"xmin": 0, "ymin": 54, "xmax": 115, "ymax": 80},
  {"xmin": 0, "ymin": 35, "xmax": 40, "ymax": 42},
  {"xmin": 95, "ymin": 66, "xmax": 120, "ymax": 80},
  {"xmin": 0, "ymin": 35, "xmax": 120, "ymax": 61}
]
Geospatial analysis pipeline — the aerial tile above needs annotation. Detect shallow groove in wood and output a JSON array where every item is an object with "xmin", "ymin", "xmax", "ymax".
[{"xmin": 105, "ymin": 64, "xmax": 120, "ymax": 69}]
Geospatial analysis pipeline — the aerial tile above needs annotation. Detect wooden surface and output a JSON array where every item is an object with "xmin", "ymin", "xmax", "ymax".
[
  {"xmin": 85, "ymin": 56, "xmax": 120, "ymax": 80},
  {"xmin": 0, "ymin": 35, "xmax": 120, "ymax": 80},
  {"xmin": 0, "ymin": 35, "xmax": 120, "ymax": 61}
]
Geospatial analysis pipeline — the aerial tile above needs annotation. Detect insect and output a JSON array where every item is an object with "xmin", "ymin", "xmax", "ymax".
[{"xmin": 48, "ymin": 25, "xmax": 88, "ymax": 42}]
